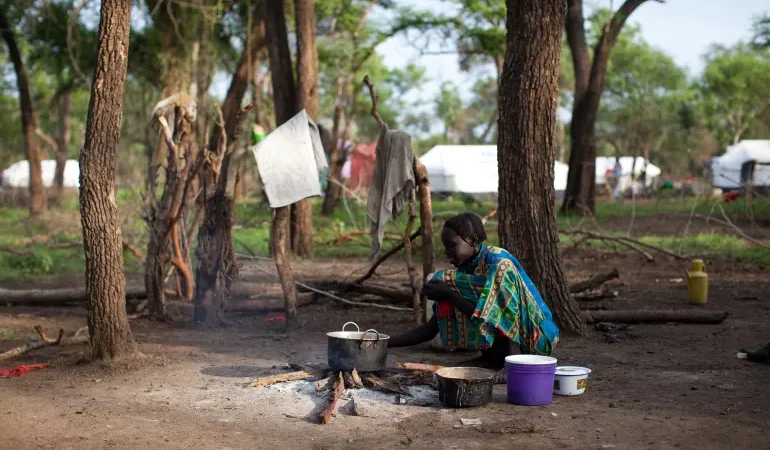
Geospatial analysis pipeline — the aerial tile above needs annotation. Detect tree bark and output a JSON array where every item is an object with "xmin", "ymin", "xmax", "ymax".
[
  {"xmin": 52, "ymin": 87, "xmax": 73, "ymax": 206},
  {"xmin": 264, "ymin": 0, "xmax": 299, "ymax": 326},
  {"xmin": 561, "ymin": 0, "xmax": 656, "ymax": 215},
  {"xmin": 78, "ymin": 0, "xmax": 137, "ymax": 359},
  {"xmin": 0, "ymin": 9, "xmax": 46, "ymax": 216},
  {"xmin": 192, "ymin": 7, "xmax": 265, "ymax": 326},
  {"xmin": 499, "ymin": 0, "xmax": 585, "ymax": 334},
  {"xmin": 292, "ymin": 0, "xmax": 319, "ymax": 257}
]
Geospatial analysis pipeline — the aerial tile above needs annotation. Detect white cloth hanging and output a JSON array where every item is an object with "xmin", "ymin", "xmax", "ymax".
[{"xmin": 252, "ymin": 109, "xmax": 328, "ymax": 208}]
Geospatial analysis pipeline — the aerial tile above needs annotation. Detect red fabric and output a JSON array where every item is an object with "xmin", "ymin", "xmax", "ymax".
[
  {"xmin": 350, "ymin": 143, "xmax": 376, "ymax": 190},
  {"xmin": 0, "ymin": 363, "xmax": 48, "ymax": 378},
  {"xmin": 437, "ymin": 302, "xmax": 453, "ymax": 318},
  {"xmin": 723, "ymin": 190, "xmax": 740, "ymax": 203}
]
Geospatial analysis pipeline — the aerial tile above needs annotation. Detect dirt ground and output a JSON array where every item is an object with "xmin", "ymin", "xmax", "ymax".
[{"xmin": 1, "ymin": 236, "xmax": 769, "ymax": 449}]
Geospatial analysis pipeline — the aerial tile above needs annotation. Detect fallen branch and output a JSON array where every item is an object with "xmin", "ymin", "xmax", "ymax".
[
  {"xmin": 248, "ymin": 369, "xmax": 323, "ymax": 388},
  {"xmin": 319, "ymin": 372, "xmax": 345, "ymax": 424},
  {"xmin": 573, "ymin": 288, "xmax": 619, "ymax": 301},
  {"xmin": 569, "ymin": 269, "xmax": 620, "ymax": 294},
  {"xmin": 311, "ymin": 281, "xmax": 412, "ymax": 304},
  {"xmin": 0, "ymin": 285, "xmax": 147, "ymax": 306},
  {"xmin": 237, "ymin": 257, "xmax": 414, "ymax": 312},
  {"xmin": 583, "ymin": 309, "xmax": 728, "ymax": 325},
  {"xmin": 353, "ymin": 230, "xmax": 420, "ymax": 284},
  {"xmin": 395, "ymin": 362, "xmax": 444, "ymax": 372},
  {"xmin": 561, "ymin": 230, "xmax": 654, "ymax": 262},
  {"xmin": 0, "ymin": 325, "xmax": 88, "ymax": 361},
  {"xmin": 0, "ymin": 240, "xmax": 144, "ymax": 259}
]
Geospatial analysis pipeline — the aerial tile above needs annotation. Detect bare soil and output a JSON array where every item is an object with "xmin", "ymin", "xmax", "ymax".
[{"xmin": 1, "ymin": 249, "xmax": 769, "ymax": 450}]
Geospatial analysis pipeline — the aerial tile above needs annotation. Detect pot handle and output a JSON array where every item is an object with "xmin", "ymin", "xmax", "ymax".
[
  {"xmin": 341, "ymin": 321, "xmax": 360, "ymax": 332},
  {"xmin": 360, "ymin": 329, "xmax": 380, "ymax": 349}
]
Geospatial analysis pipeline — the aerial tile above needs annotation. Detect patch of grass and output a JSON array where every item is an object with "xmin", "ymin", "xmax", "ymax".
[{"xmin": 641, "ymin": 233, "xmax": 770, "ymax": 264}]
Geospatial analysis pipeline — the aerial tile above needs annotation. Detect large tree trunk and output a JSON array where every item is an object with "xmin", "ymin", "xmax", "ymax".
[
  {"xmin": 561, "ymin": 0, "xmax": 657, "ymax": 215},
  {"xmin": 78, "ymin": 0, "xmax": 137, "ymax": 359},
  {"xmin": 291, "ymin": 0, "xmax": 319, "ymax": 257},
  {"xmin": 52, "ymin": 87, "xmax": 73, "ymax": 205},
  {"xmin": 499, "ymin": 0, "xmax": 585, "ymax": 334},
  {"xmin": 264, "ymin": 0, "xmax": 299, "ymax": 325},
  {"xmin": 0, "ymin": 9, "xmax": 46, "ymax": 216}
]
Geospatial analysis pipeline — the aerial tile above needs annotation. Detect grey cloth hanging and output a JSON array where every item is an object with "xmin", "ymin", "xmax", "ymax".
[{"xmin": 366, "ymin": 124, "xmax": 415, "ymax": 258}]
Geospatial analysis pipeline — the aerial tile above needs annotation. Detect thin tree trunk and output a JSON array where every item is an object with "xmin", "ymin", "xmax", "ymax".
[
  {"xmin": 0, "ymin": 9, "xmax": 46, "ymax": 216},
  {"xmin": 193, "ymin": 8, "xmax": 265, "ymax": 325},
  {"xmin": 52, "ymin": 87, "xmax": 73, "ymax": 206},
  {"xmin": 264, "ymin": 0, "xmax": 299, "ymax": 326},
  {"xmin": 561, "ymin": 0, "xmax": 656, "ymax": 215},
  {"xmin": 78, "ymin": 0, "xmax": 137, "ymax": 358},
  {"xmin": 292, "ymin": 0, "xmax": 319, "ymax": 257},
  {"xmin": 499, "ymin": 0, "xmax": 585, "ymax": 333}
]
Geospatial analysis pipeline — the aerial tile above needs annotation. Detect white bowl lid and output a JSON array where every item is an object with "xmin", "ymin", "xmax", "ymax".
[
  {"xmin": 555, "ymin": 366, "xmax": 592, "ymax": 376},
  {"xmin": 504, "ymin": 355, "xmax": 557, "ymax": 365}
]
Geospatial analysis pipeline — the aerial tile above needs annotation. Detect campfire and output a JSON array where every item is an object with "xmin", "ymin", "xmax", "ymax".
[{"xmin": 248, "ymin": 363, "xmax": 443, "ymax": 424}]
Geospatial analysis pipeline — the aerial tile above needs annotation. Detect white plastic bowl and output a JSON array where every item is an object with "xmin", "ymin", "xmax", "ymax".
[{"xmin": 553, "ymin": 366, "xmax": 592, "ymax": 396}]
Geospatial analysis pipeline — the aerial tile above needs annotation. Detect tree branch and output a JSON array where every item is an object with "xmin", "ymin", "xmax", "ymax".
[{"xmin": 362, "ymin": 75, "xmax": 385, "ymax": 128}]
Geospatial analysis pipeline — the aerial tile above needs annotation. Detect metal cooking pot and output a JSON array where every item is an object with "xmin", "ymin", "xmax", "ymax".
[
  {"xmin": 435, "ymin": 367, "xmax": 496, "ymax": 407},
  {"xmin": 327, "ymin": 322, "xmax": 390, "ymax": 372}
]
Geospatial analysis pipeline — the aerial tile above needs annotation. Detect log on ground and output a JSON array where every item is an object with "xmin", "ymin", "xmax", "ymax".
[
  {"xmin": 248, "ymin": 369, "xmax": 323, "ymax": 388},
  {"xmin": 0, "ymin": 285, "xmax": 146, "ymax": 306},
  {"xmin": 583, "ymin": 310, "xmax": 729, "ymax": 324},
  {"xmin": 569, "ymin": 269, "xmax": 620, "ymax": 294}
]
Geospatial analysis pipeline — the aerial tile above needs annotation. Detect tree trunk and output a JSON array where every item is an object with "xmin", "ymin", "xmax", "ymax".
[
  {"xmin": 498, "ymin": 0, "xmax": 585, "ymax": 334},
  {"xmin": 0, "ymin": 9, "xmax": 46, "ymax": 216},
  {"xmin": 52, "ymin": 87, "xmax": 73, "ymax": 206},
  {"xmin": 264, "ymin": 0, "xmax": 299, "ymax": 326},
  {"xmin": 78, "ymin": 0, "xmax": 137, "ymax": 359},
  {"xmin": 321, "ymin": 77, "xmax": 353, "ymax": 215},
  {"xmin": 291, "ymin": 0, "xmax": 320, "ymax": 257},
  {"xmin": 561, "ymin": 0, "xmax": 656, "ymax": 215},
  {"xmin": 193, "ymin": 8, "xmax": 265, "ymax": 326}
]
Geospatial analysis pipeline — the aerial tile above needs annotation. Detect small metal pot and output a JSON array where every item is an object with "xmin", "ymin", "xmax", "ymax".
[
  {"xmin": 435, "ymin": 367, "xmax": 496, "ymax": 407},
  {"xmin": 327, "ymin": 322, "xmax": 390, "ymax": 372}
]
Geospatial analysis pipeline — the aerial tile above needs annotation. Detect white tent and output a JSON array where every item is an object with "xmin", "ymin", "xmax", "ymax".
[
  {"xmin": 419, "ymin": 145, "xmax": 569, "ymax": 194},
  {"xmin": 1, "ymin": 159, "xmax": 80, "ymax": 188},
  {"xmin": 595, "ymin": 156, "xmax": 661, "ymax": 194},
  {"xmin": 711, "ymin": 140, "xmax": 770, "ymax": 189}
]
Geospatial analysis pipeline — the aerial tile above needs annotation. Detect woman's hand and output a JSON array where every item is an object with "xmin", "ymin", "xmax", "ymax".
[{"xmin": 422, "ymin": 280, "xmax": 456, "ymax": 302}]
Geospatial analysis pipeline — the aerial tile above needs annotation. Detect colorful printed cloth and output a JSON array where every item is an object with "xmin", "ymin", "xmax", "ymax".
[{"xmin": 432, "ymin": 245, "xmax": 559, "ymax": 355}]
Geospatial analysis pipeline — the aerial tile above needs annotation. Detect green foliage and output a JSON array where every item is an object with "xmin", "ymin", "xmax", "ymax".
[{"xmin": 699, "ymin": 43, "xmax": 770, "ymax": 147}]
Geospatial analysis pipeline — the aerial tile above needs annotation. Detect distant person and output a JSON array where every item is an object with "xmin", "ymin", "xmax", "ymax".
[
  {"xmin": 386, "ymin": 213, "xmax": 559, "ymax": 369},
  {"xmin": 613, "ymin": 159, "xmax": 623, "ymax": 199}
]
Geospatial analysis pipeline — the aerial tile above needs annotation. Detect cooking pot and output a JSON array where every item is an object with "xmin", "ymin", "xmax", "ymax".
[
  {"xmin": 327, "ymin": 322, "xmax": 390, "ymax": 372},
  {"xmin": 435, "ymin": 367, "xmax": 496, "ymax": 407}
]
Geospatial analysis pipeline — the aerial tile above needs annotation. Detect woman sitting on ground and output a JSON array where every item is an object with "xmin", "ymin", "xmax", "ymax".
[{"xmin": 388, "ymin": 213, "xmax": 559, "ymax": 369}]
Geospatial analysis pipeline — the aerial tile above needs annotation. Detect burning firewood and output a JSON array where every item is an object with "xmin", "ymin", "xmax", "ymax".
[
  {"xmin": 319, "ymin": 372, "xmax": 345, "ymax": 424},
  {"xmin": 361, "ymin": 373, "xmax": 409, "ymax": 396}
]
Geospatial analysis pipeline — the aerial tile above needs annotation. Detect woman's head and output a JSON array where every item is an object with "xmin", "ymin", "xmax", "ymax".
[{"xmin": 441, "ymin": 213, "xmax": 487, "ymax": 267}]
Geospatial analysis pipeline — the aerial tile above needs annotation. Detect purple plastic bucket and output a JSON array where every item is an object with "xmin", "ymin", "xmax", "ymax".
[{"xmin": 505, "ymin": 355, "xmax": 558, "ymax": 406}]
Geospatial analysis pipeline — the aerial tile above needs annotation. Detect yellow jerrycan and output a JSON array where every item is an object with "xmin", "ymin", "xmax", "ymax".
[{"xmin": 685, "ymin": 259, "xmax": 708, "ymax": 305}]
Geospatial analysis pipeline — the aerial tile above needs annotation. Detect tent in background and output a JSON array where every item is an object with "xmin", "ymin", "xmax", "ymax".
[
  {"xmin": 710, "ymin": 140, "xmax": 770, "ymax": 190},
  {"xmin": 419, "ymin": 145, "xmax": 569, "ymax": 194},
  {"xmin": 1, "ymin": 159, "xmax": 80, "ymax": 188},
  {"xmin": 595, "ymin": 156, "xmax": 661, "ymax": 194},
  {"xmin": 341, "ymin": 142, "xmax": 376, "ymax": 191}
]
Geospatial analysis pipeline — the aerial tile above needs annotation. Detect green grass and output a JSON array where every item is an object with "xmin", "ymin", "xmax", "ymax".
[{"xmin": 0, "ymin": 192, "xmax": 766, "ymax": 282}]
